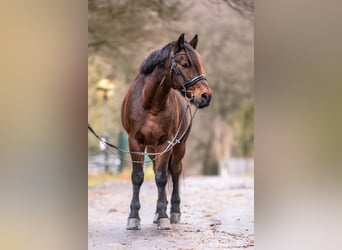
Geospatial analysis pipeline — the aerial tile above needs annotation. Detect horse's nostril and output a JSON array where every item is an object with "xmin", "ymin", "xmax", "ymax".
[{"xmin": 201, "ymin": 93, "xmax": 210, "ymax": 102}]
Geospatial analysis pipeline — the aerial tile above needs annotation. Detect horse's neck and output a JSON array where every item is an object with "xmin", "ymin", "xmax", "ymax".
[{"xmin": 142, "ymin": 69, "xmax": 171, "ymax": 113}]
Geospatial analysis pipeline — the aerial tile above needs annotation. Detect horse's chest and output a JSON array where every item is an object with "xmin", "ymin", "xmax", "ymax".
[
  {"xmin": 135, "ymin": 115, "xmax": 174, "ymax": 146},
  {"xmin": 142, "ymin": 118, "xmax": 162, "ymax": 134}
]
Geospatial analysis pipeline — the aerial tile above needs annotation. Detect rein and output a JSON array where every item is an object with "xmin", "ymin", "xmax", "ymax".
[{"xmin": 88, "ymin": 101, "xmax": 198, "ymax": 164}]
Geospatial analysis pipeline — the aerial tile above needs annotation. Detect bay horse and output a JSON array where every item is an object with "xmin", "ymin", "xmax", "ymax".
[{"xmin": 121, "ymin": 33, "xmax": 212, "ymax": 230}]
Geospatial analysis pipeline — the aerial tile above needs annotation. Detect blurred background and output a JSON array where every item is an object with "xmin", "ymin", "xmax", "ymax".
[
  {"xmin": 88, "ymin": 0, "xmax": 254, "ymax": 178},
  {"xmin": 2, "ymin": 0, "xmax": 342, "ymax": 249}
]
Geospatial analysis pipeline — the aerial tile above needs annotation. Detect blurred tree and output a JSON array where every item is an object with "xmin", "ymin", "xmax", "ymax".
[
  {"xmin": 223, "ymin": 0, "xmax": 254, "ymax": 20},
  {"xmin": 88, "ymin": 0, "xmax": 184, "ymax": 156},
  {"xmin": 232, "ymin": 102, "xmax": 254, "ymax": 157},
  {"xmin": 89, "ymin": 0, "xmax": 184, "ymax": 77},
  {"xmin": 175, "ymin": 0, "xmax": 254, "ymax": 175},
  {"xmin": 118, "ymin": 130, "xmax": 128, "ymax": 171},
  {"xmin": 88, "ymin": 0, "xmax": 254, "ymax": 175}
]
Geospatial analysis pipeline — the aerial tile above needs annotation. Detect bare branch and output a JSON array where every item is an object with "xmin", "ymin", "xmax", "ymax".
[{"xmin": 223, "ymin": 0, "xmax": 254, "ymax": 20}]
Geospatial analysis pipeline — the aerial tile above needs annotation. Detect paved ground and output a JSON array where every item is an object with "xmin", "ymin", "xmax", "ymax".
[{"xmin": 88, "ymin": 176, "xmax": 254, "ymax": 249}]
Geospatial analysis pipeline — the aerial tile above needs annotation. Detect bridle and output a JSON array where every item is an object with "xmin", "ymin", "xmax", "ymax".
[{"xmin": 170, "ymin": 51, "xmax": 206, "ymax": 99}]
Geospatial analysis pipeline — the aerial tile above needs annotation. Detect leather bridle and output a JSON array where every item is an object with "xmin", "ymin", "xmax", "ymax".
[{"xmin": 169, "ymin": 51, "xmax": 206, "ymax": 99}]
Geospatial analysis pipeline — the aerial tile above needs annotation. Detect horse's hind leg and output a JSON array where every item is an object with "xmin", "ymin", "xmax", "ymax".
[
  {"xmin": 126, "ymin": 137, "xmax": 145, "ymax": 230},
  {"xmin": 169, "ymin": 144, "xmax": 185, "ymax": 224}
]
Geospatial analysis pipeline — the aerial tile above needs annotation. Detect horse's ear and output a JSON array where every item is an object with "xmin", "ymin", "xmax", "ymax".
[
  {"xmin": 177, "ymin": 33, "xmax": 185, "ymax": 51},
  {"xmin": 189, "ymin": 34, "xmax": 198, "ymax": 49}
]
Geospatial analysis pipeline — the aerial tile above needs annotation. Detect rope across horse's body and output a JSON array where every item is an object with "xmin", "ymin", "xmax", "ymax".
[{"xmin": 88, "ymin": 101, "xmax": 197, "ymax": 163}]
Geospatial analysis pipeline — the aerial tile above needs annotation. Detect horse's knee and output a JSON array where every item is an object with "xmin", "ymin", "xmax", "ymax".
[
  {"xmin": 155, "ymin": 171, "xmax": 167, "ymax": 186},
  {"xmin": 132, "ymin": 171, "xmax": 144, "ymax": 186}
]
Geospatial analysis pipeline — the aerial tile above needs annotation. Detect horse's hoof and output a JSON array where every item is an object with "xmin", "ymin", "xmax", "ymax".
[
  {"xmin": 157, "ymin": 218, "xmax": 171, "ymax": 230},
  {"xmin": 126, "ymin": 218, "xmax": 141, "ymax": 230},
  {"xmin": 153, "ymin": 213, "xmax": 159, "ymax": 224},
  {"xmin": 170, "ymin": 212, "xmax": 181, "ymax": 224}
]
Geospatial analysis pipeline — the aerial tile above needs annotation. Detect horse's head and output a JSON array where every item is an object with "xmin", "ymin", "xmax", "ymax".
[{"xmin": 170, "ymin": 34, "xmax": 212, "ymax": 108}]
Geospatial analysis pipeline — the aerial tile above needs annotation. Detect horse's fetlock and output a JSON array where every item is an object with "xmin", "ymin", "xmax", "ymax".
[
  {"xmin": 130, "ymin": 200, "xmax": 141, "ymax": 211},
  {"xmin": 171, "ymin": 196, "xmax": 180, "ymax": 204}
]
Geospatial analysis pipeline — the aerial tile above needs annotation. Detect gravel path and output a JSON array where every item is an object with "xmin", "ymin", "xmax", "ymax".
[{"xmin": 88, "ymin": 176, "xmax": 254, "ymax": 249}]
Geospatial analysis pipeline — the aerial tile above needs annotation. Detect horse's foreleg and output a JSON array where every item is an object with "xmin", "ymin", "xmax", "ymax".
[
  {"xmin": 170, "ymin": 166, "xmax": 182, "ymax": 223},
  {"xmin": 126, "ymin": 137, "xmax": 145, "ymax": 230},
  {"xmin": 154, "ymin": 154, "xmax": 172, "ymax": 230},
  {"xmin": 169, "ymin": 144, "xmax": 185, "ymax": 224}
]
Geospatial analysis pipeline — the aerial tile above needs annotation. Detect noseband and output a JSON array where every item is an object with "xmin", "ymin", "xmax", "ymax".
[{"xmin": 170, "ymin": 51, "xmax": 206, "ymax": 98}]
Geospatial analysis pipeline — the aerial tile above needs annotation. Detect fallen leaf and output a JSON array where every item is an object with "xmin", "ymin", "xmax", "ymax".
[{"xmin": 108, "ymin": 208, "xmax": 118, "ymax": 213}]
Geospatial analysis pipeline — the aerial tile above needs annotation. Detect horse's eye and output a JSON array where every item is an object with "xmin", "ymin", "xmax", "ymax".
[{"xmin": 181, "ymin": 63, "xmax": 190, "ymax": 68}]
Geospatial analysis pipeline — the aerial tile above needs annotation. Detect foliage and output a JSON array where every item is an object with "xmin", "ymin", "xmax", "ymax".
[
  {"xmin": 88, "ymin": 0, "xmax": 186, "ymax": 157},
  {"xmin": 232, "ymin": 102, "xmax": 254, "ymax": 157},
  {"xmin": 88, "ymin": 0, "xmax": 184, "ymax": 80},
  {"xmin": 223, "ymin": 0, "xmax": 254, "ymax": 20}
]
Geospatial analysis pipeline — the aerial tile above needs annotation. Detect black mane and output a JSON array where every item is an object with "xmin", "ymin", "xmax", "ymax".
[{"xmin": 140, "ymin": 42, "xmax": 173, "ymax": 75}]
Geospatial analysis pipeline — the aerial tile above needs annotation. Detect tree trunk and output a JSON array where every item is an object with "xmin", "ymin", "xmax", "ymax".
[{"xmin": 202, "ymin": 117, "xmax": 232, "ymax": 175}]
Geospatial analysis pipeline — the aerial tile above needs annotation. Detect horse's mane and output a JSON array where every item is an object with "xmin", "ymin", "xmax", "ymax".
[
  {"xmin": 140, "ymin": 42, "xmax": 173, "ymax": 75},
  {"xmin": 139, "ymin": 41, "xmax": 202, "ymax": 76}
]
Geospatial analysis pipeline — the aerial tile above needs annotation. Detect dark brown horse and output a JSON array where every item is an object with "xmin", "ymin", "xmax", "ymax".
[{"xmin": 121, "ymin": 34, "xmax": 212, "ymax": 230}]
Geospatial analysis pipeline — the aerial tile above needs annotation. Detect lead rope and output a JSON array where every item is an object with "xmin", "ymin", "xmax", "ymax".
[{"xmin": 88, "ymin": 102, "xmax": 198, "ymax": 164}]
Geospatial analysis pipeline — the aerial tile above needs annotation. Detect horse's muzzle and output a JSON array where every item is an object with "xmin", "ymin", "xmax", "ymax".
[{"xmin": 194, "ymin": 92, "xmax": 211, "ymax": 108}]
